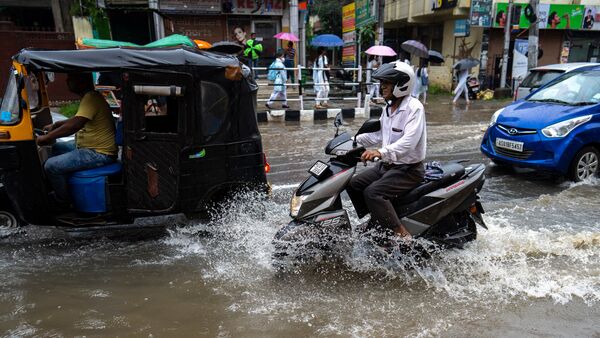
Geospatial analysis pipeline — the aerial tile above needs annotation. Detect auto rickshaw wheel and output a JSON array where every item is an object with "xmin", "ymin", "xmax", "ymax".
[{"xmin": 0, "ymin": 210, "xmax": 20, "ymax": 228}]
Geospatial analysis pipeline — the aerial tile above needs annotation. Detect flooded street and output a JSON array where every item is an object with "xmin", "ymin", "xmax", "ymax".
[{"xmin": 2, "ymin": 97, "xmax": 600, "ymax": 337}]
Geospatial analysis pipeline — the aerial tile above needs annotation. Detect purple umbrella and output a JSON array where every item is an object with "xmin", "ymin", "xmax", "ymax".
[
  {"xmin": 401, "ymin": 40, "xmax": 429, "ymax": 59},
  {"xmin": 365, "ymin": 45, "xmax": 397, "ymax": 57}
]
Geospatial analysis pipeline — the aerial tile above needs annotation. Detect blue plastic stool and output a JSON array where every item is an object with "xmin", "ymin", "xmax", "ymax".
[{"xmin": 68, "ymin": 162, "xmax": 122, "ymax": 213}]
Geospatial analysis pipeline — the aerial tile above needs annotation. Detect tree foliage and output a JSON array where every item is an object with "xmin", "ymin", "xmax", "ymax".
[{"xmin": 311, "ymin": 0, "xmax": 343, "ymax": 37}]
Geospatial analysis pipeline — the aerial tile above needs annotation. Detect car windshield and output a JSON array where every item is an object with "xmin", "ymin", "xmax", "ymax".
[
  {"xmin": 527, "ymin": 70, "xmax": 600, "ymax": 106},
  {"xmin": 520, "ymin": 70, "xmax": 563, "ymax": 88}
]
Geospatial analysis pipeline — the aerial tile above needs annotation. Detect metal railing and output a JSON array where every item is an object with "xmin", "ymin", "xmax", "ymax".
[{"xmin": 253, "ymin": 65, "xmax": 381, "ymax": 110}]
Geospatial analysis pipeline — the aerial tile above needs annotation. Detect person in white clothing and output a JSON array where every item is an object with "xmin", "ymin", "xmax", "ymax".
[
  {"xmin": 346, "ymin": 61, "xmax": 427, "ymax": 240},
  {"xmin": 366, "ymin": 55, "xmax": 380, "ymax": 102},
  {"xmin": 266, "ymin": 50, "xmax": 289, "ymax": 109},
  {"xmin": 412, "ymin": 61, "xmax": 429, "ymax": 104},
  {"xmin": 313, "ymin": 47, "xmax": 330, "ymax": 109},
  {"xmin": 453, "ymin": 68, "xmax": 469, "ymax": 104}
]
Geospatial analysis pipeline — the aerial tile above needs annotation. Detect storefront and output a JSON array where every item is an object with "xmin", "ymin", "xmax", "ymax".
[
  {"xmin": 224, "ymin": 0, "xmax": 284, "ymax": 66},
  {"xmin": 158, "ymin": 0, "xmax": 283, "ymax": 66},
  {"xmin": 159, "ymin": 0, "xmax": 227, "ymax": 42}
]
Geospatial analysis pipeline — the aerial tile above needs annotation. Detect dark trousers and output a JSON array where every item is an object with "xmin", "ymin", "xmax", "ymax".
[{"xmin": 346, "ymin": 162, "xmax": 424, "ymax": 231}]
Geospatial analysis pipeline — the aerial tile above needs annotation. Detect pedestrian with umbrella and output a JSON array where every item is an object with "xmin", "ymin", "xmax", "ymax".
[
  {"xmin": 452, "ymin": 58, "xmax": 479, "ymax": 105},
  {"xmin": 365, "ymin": 45, "xmax": 397, "ymax": 102},
  {"xmin": 274, "ymin": 32, "xmax": 300, "ymax": 83},
  {"xmin": 412, "ymin": 59, "xmax": 429, "ymax": 104},
  {"xmin": 400, "ymin": 40, "xmax": 429, "ymax": 65},
  {"xmin": 244, "ymin": 33, "xmax": 263, "ymax": 70}
]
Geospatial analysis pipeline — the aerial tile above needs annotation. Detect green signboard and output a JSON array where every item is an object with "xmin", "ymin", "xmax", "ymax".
[
  {"xmin": 493, "ymin": 3, "xmax": 584, "ymax": 30},
  {"xmin": 355, "ymin": 0, "xmax": 376, "ymax": 28}
]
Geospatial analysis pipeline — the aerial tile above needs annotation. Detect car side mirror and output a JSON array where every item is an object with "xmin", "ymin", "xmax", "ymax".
[{"xmin": 353, "ymin": 119, "xmax": 380, "ymax": 147}]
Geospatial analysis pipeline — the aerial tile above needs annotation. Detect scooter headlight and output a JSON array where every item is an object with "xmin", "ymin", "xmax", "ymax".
[
  {"xmin": 290, "ymin": 194, "xmax": 306, "ymax": 218},
  {"xmin": 541, "ymin": 115, "xmax": 592, "ymax": 138},
  {"xmin": 489, "ymin": 108, "xmax": 504, "ymax": 127}
]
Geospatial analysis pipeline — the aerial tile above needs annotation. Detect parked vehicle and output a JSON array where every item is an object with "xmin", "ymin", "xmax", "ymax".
[
  {"xmin": 0, "ymin": 47, "xmax": 269, "ymax": 237},
  {"xmin": 273, "ymin": 115, "xmax": 486, "ymax": 266},
  {"xmin": 514, "ymin": 62, "xmax": 599, "ymax": 101},
  {"xmin": 467, "ymin": 75, "xmax": 480, "ymax": 100},
  {"xmin": 481, "ymin": 65, "xmax": 600, "ymax": 181}
]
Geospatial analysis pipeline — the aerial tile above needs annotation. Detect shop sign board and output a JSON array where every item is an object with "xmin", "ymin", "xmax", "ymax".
[
  {"xmin": 342, "ymin": 2, "xmax": 356, "ymax": 67},
  {"xmin": 432, "ymin": 0, "xmax": 457, "ymax": 11},
  {"xmin": 454, "ymin": 19, "xmax": 470, "ymax": 37},
  {"xmin": 492, "ymin": 3, "xmax": 595, "ymax": 30},
  {"xmin": 222, "ymin": 0, "xmax": 284, "ymax": 15},
  {"xmin": 469, "ymin": 0, "xmax": 493, "ymax": 27},
  {"xmin": 159, "ymin": 0, "xmax": 221, "ymax": 13},
  {"xmin": 355, "ymin": 0, "xmax": 376, "ymax": 28},
  {"xmin": 512, "ymin": 39, "xmax": 529, "ymax": 81},
  {"xmin": 342, "ymin": 2, "xmax": 356, "ymax": 34}
]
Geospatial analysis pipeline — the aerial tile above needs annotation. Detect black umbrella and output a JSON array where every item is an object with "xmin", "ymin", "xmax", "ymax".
[
  {"xmin": 453, "ymin": 58, "xmax": 480, "ymax": 71},
  {"xmin": 208, "ymin": 41, "xmax": 244, "ymax": 55},
  {"xmin": 400, "ymin": 40, "xmax": 429, "ymax": 59},
  {"xmin": 428, "ymin": 50, "xmax": 444, "ymax": 63}
]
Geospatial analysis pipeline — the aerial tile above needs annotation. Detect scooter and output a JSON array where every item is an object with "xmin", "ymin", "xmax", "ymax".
[
  {"xmin": 273, "ymin": 114, "xmax": 487, "ymax": 264},
  {"xmin": 467, "ymin": 76, "xmax": 480, "ymax": 100}
]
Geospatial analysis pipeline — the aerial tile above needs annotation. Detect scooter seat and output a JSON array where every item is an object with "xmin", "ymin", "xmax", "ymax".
[{"xmin": 393, "ymin": 162, "xmax": 465, "ymax": 206}]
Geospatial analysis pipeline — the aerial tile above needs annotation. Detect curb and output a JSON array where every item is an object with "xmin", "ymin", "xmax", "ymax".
[{"xmin": 257, "ymin": 106, "xmax": 383, "ymax": 123}]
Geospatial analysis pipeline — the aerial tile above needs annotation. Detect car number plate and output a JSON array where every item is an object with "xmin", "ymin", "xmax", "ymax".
[
  {"xmin": 308, "ymin": 161, "xmax": 330, "ymax": 178},
  {"xmin": 495, "ymin": 138, "xmax": 524, "ymax": 152}
]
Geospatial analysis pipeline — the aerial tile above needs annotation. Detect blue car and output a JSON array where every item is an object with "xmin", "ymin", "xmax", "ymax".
[{"xmin": 481, "ymin": 65, "xmax": 600, "ymax": 181}]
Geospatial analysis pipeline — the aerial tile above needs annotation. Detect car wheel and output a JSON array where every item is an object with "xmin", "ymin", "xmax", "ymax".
[
  {"xmin": 570, "ymin": 146, "xmax": 600, "ymax": 182},
  {"xmin": 0, "ymin": 209, "xmax": 20, "ymax": 228}
]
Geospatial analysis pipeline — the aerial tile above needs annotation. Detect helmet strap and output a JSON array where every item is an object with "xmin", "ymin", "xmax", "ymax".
[{"xmin": 385, "ymin": 96, "xmax": 403, "ymax": 117}]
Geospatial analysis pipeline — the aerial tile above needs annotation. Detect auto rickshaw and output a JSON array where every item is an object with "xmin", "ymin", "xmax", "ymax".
[{"xmin": 0, "ymin": 47, "xmax": 269, "ymax": 237}]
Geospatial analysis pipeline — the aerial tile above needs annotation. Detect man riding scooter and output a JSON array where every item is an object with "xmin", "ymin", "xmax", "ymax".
[
  {"xmin": 346, "ymin": 61, "xmax": 426, "ymax": 240},
  {"xmin": 36, "ymin": 73, "xmax": 117, "ymax": 205}
]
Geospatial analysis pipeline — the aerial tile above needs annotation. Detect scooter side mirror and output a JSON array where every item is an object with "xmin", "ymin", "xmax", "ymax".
[
  {"xmin": 353, "ymin": 119, "xmax": 381, "ymax": 147},
  {"xmin": 356, "ymin": 119, "xmax": 380, "ymax": 135}
]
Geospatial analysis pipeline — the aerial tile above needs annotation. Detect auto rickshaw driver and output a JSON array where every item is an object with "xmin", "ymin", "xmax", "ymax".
[{"xmin": 36, "ymin": 72, "xmax": 117, "ymax": 204}]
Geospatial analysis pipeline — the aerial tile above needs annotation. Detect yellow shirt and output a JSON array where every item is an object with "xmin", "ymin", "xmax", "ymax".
[{"xmin": 75, "ymin": 91, "xmax": 117, "ymax": 156}]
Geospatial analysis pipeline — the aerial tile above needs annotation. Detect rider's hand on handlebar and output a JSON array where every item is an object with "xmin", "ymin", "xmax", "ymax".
[
  {"xmin": 36, "ymin": 134, "xmax": 53, "ymax": 146},
  {"xmin": 43, "ymin": 123, "xmax": 54, "ymax": 132},
  {"xmin": 361, "ymin": 149, "xmax": 382, "ymax": 163}
]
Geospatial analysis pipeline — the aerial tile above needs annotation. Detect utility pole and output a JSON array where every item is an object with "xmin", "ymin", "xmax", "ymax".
[
  {"xmin": 290, "ymin": 0, "xmax": 299, "ymax": 45},
  {"xmin": 499, "ymin": 0, "xmax": 513, "ymax": 88},
  {"xmin": 527, "ymin": 0, "xmax": 539, "ymax": 70},
  {"xmin": 377, "ymin": 0, "xmax": 384, "ymax": 45}
]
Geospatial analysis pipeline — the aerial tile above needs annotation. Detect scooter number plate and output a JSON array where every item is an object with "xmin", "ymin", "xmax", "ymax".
[{"xmin": 309, "ymin": 161, "xmax": 330, "ymax": 178}]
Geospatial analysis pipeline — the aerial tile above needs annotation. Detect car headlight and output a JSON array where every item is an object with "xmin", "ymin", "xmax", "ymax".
[
  {"xmin": 541, "ymin": 115, "xmax": 592, "ymax": 138},
  {"xmin": 290, "ymin": 194, "xmax": 306, "ymax": 217},
  {"xmin": 489, "ymin": 108, "xmax": 504, "ymax": 127}
]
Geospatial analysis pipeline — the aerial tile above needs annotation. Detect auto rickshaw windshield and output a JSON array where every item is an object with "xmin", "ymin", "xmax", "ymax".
[{"xmin": 0, "ymin": 73, "xmax": 20, "ymax": 126}]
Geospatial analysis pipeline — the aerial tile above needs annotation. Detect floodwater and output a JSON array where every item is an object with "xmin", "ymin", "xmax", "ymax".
[{"xmin": 2, "ymin": 98, "xmax": 600, "ymax": 337}]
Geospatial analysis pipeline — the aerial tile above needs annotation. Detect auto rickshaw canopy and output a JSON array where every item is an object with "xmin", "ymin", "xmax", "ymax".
[{"xmin": 13, "ymin": 46, "xmax": 239, "ymax": 73}]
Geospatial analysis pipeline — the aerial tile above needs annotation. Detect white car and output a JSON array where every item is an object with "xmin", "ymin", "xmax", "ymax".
[{"xmin": 514, "ymin": 62, "xmax": 600, "ymax": 101}]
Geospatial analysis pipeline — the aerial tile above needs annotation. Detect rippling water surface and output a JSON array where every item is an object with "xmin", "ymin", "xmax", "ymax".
[{"xmin": 1, "ymin": 99, "xmax": 599, "ymax": 337}]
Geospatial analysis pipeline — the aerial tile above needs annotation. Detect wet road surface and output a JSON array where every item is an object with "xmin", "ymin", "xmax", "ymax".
[{"xmin": 1, "ymin": 96, "xmax": 600, "ymax": 337}]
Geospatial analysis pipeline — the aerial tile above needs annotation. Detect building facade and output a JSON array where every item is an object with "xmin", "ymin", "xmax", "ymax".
[{"xmin": 384, "ymin": 0, "xmax": 600, "ymax": 90}]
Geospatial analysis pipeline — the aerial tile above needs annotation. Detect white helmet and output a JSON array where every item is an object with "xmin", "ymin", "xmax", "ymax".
[{"xmin": 372, "ymin": 60, "xmax": 416, "ymax": 99}]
